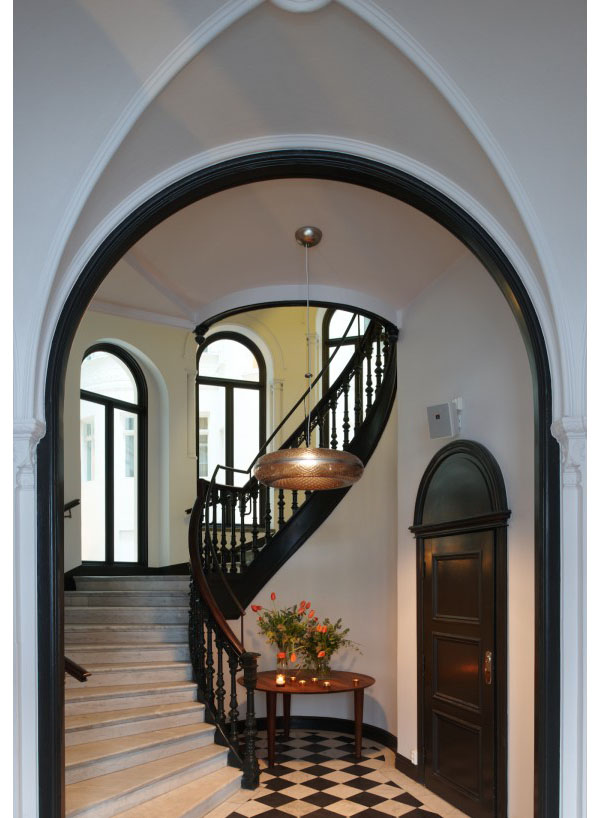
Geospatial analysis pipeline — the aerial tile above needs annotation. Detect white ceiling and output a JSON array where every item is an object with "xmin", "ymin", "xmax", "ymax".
[{"xmin": 93, "ymin": 177, "xmax": 466, "ymax": 327}]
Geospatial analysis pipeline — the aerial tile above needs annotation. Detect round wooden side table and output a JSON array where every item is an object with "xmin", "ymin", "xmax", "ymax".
[{"xmin": 239, "ymin": 670, "xmax": 375, "ymax": 767}]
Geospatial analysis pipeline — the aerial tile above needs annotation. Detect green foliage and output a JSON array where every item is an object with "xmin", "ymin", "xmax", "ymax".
[{"xmin": 252, "ymin": 595, "xmax": 360, "ymax": 668}]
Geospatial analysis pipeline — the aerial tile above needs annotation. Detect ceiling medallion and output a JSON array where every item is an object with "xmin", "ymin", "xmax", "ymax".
[{"xmin": 253, "ymin": 226, "xmax": 364, "ymax": 491}]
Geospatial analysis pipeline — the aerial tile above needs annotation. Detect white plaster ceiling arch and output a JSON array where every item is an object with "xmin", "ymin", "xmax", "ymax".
[{"xmin": 47, "ymin": 0, "xmax": 554, "ymax": 316}]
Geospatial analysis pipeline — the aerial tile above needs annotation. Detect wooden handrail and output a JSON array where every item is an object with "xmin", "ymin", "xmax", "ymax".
[{"xmin": 65, "ymin": 657, "xmax": 91, "ymax": 683}]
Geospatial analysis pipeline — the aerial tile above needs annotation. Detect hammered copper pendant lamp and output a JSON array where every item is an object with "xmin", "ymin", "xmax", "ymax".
[{"xmin": 253, "ymin": 227, "xmax": 364, "ymax": 491}]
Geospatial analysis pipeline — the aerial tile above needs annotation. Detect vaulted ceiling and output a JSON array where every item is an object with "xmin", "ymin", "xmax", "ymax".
[{"xmin": 92, "ymin": 177, "xmax": 466, "ymax": 327}]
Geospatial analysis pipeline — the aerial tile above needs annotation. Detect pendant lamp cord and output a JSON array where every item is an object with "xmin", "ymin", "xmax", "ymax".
[{"xmin": 305, "ymin": 243, "xmax": 312, "ymax": 448}]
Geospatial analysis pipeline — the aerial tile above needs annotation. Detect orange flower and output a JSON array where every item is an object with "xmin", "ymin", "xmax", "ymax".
[
  {"xmin": 290, "ymin": 652, "xmax": 297, "ymax": 663},
  {"xmin": 317, "ymin": 650, "xmax": 326, "ymax": 658},
  {"xmin": 251, "ymin": 605, "xmax": 262, "ymax": 612},
  {"xmin": 277, "ymin": 652, "xmax": 286, "ymax": 659},
  {"xmin": 300, "ymin": 600, "xmax": 306, "ymax": 608},
  {"xmin": 271, "ymin": 592, "xmax": 276, "ymax": 601},
  {"xmin": 308, "ymin": 610, "xmax": 315, "ymax": 618},
  {"xmin": 321, "ymin": 625, "xmax": 327, "ymax": 633},
  {"xmin": 305, "ymin": 601, "xmax": 310, "ymax": 609}
]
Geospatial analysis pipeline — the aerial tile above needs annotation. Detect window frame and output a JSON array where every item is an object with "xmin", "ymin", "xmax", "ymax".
[
  {"xmin": 80, "ymin": 343, "xmax": 148, "ymax": 567},
  {"xmin": 196, "ymin": 331, "xmax": 266, "ymax": 492}
]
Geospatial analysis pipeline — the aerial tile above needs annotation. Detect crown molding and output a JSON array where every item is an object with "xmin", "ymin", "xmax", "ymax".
[{"xmin": 88, "ymin": 298, "xmax": 195, "ymax": 330}]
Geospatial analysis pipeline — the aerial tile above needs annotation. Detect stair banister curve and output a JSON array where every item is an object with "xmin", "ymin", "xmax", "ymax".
[{"xmin": 188, "ymin": 498, "xmax": 261, "ymax": 788}]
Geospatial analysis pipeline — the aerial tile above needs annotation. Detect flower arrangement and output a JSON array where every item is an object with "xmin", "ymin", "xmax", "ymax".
[
  {"xmin": 252, "ymin": 592, "xmax": 359, "ymax": 674},
  {"xmin": 252, "ymin": 593, "xmax": 306, "ymax": 668}
]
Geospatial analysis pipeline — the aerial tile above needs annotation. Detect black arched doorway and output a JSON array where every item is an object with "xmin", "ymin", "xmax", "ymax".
[
  {"xmin": 37, "ymin": 151, "xmax": 560, "ymax": 818},
  {"xmin": 412, "ymin": 440, "xmax": 511, "ymax": 818}
]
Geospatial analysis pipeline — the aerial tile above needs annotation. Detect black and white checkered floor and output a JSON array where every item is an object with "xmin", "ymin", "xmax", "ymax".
[{"xmin": 226, "ymin": 730, "xmax": 443, "ymax": 818}]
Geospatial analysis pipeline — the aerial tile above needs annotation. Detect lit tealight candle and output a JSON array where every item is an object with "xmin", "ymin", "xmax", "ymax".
[
  {"xmin": 290, "ymin": 676, "xmax": 296, "ymax": 682},
  {"xmin": 323, "ymin": 681, "xmax": 331, "ymax": 688},
  {"xmin": 311, "ymin": 676, "xmax": 318, "ymax": 683},
  {"xmin": 275, "ymin": 674, "xmax": 285, "ymax": 686},
  {"xmin": 353, "ymin": 678, "xmax": 360, "ymax": 687},
  {"xmin": 299, "ymin": 679, "xmax": 306, "ymax": 686}
]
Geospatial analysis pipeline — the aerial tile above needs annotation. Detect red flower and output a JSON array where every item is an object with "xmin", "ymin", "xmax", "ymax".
[
  {"xmin": 277, "ymin": 652, "xmax": 286, "ymax": 659},
  {"xmin": 290, "ymin": 652, "xmax": 297, "ymax": 663},
  {"xmin": 251, "ymin": 605, "xmax": 263, "ymax": 612},
  {"xmin": 308, "ymin": 610, "xmax": 315, "ymax": 618},
  {"xmin": 305, "ymin": 601, "xmax": 310, "ymax": 609},
  {"xmin": 317, "ymin": 650, "xmax": 326, "ymax": 658},
  {"xmin": 271, "ymin": 592, "xmax": 276, "ymax": 601},
  {"xmin": 300, "ymin": 600, "xmax": 306, "ymax": 608}
]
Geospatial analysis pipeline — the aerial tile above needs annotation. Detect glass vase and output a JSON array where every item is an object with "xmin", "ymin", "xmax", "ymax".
[{"xmin": 276, "ymin": 649, "xmax": 288, "ymax": 670}]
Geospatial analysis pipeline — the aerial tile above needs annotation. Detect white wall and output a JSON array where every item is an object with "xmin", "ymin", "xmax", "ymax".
[
  {"xmin": 395, "ymin": 252, "xmax": 535, "ymax": 817},
  {"xmin": 243, "ymin": 401, "xmax": 399, "ymax": 735}
]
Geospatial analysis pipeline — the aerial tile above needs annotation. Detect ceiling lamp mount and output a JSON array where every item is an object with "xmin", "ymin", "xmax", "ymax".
[
  {"xmin": 295, "ymin": 225, "xmax": 322, "ymax": 248},
  {"xmin": 253, "ymin": 226, "xmax": 364, "ymax": 492}
]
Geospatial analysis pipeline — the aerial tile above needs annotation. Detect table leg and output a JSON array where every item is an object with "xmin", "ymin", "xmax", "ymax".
[
  {"xmin": 283, "ymin": 693, "xmax": 291, "ymax": 739},
  {"xmin": 354, "ymin": 688, "xmax": 364, "ymax": 760},
  {"xmin": 266, "ymin": 691, "xmax": 277, "ymax": 767}
]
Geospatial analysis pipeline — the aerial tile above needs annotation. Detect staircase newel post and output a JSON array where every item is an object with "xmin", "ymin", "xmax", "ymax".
[{"xmin": 240, "ymin": 651, "xmax": 260, "ymax": 789}]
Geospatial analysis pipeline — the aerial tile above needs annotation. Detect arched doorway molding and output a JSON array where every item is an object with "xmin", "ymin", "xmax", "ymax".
[
  {"xmin": 33, "ymin": 0, "xmax": 565, "ymax": 385},
  {"xmin": 36, "ymin": 151, "xmax": 560, "ymax": 818},
  {"xmin": 36, "ymin": 136, "xmax": 563, "ymax": 422}
]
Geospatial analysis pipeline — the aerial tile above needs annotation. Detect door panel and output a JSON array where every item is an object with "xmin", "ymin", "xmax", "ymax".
[{"xmin": 423, "ymin": 530, "xmax": 495, "ymax": 818}]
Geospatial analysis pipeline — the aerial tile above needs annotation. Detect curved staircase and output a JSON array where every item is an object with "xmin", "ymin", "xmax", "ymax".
[{"xmin": 64, "ymin": 311, "xmax": 398, "ymax": 816}]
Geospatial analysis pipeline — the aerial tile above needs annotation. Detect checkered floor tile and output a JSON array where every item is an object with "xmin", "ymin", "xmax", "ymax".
[{"xmin": 226, "ymin": 730, "xmax": 443, "ymax": 818}]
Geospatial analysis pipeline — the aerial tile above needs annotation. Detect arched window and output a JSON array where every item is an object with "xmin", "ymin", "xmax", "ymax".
[
  {"xmin": 80, "ymin": 344, "xmax": 148, "ymax": 565},
  {"xmin": 197, "ymin": 332, "xmax": 266, "ymax": 488}
]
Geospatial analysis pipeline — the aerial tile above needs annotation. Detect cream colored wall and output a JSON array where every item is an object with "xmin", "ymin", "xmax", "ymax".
[
  {"xmin": 395, "ymin": 252, "xmax": 535, "ymax": 817},
  {"xmin": 64, "ymin": 305, "xmax": 322, "ymax": 571},
  {"xmin": 64, "ymin": 313, "xmax": 196, "ymax": 571}
]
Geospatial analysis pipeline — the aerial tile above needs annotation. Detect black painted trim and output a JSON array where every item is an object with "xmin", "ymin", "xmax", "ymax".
[
  {"xmin": 413, "ymin": 440, "xmax": 510, "ymax": 818},
  {"xmin": 394, "ymin": 752, "xmax": 420, "ymax": 781},
  {"xmin": 37, "ymin": 150, "xmax": 559, "ymax": 818}
]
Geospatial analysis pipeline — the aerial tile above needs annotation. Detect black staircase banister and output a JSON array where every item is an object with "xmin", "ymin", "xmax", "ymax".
[
  {"xmin": 64, "ymin": 657, "xmax": 91, "ymax": 682},
  {"xmin": 247, "ymin": 312, "xmax": 364, "ymax": 471},
  {"xmin": 271, "ymin": 318, "xmax": 382, "ymax": 453}
]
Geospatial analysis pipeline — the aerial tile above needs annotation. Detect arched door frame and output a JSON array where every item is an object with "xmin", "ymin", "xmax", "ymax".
[{"xmin": 36, "ymin": 150, "xmax": 560, "ymax": 818}]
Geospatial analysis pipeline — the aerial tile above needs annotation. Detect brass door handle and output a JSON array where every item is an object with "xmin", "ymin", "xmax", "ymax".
[{"xmin": 484, "ymin": 651, "xmax": 493, "ymax": 685}]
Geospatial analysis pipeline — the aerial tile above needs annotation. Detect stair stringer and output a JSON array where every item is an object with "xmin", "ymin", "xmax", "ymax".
[{"xmin": 210, "ymin": 346, "xmax": 397, "ymax": 618}]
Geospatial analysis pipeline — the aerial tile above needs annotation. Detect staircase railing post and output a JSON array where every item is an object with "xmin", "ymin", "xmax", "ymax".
[{"xmin": 240, "ymin": 651, "xmax": 260, "ymax": 788}]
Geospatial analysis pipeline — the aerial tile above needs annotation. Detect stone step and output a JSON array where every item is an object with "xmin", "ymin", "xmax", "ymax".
[
  {"xmin": 114, "ymin": 766, "xmax": 243, "ymax": 817},
  {"xmin": 65, "ymin": 606, "xmax": 188, "ymax": 624},
  {"xmin": 65, "ymin": 744, "xmax": 229, "ymax": 818},
  {"xmin": 66, "ymin": 722, "xmax": 215, "ymax": 784},
  {"xmin": 65, "ymin": 661, "xmax": 193, "ymax": 689},
  {"xmin": 65, "ymin": 590, "xmax": 190, "ymax": 607},
  {"xmin": 65, "ymin": 624, "xmax": 188, "ymax": 644},
  {"xmin": 75, "ymin": 576, "xmax": 190, "ymax": 592},
  {"xmin": 66, "ymin": 702, "xmax": 206, "ymax": 747},
  {"xmin": 66, "ymin": 643, "xmax": 190, "ymax": 664},
  {"xmin": 65, "ymin": 681, "xmax": 198, "ymax": 716}
]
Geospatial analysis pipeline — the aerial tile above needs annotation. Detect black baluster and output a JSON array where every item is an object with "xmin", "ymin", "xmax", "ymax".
[
  {"xmin": 291, "ymin": 490, "xmax": 299, "ymax": 514},
  {"xmin": 228, "ymin": 649, "xmax": 240, "ymax": 750},
  {"xmin": 206, "ymin": 620, "xmax": 215, "ymax": 712},
  {"xmin": 220, "ymin": 493, "xmax": 228, "ymax": 572},
  {"xmin": 354, "ymin": 363, "xmax": 363, "ymax": 434},
  {"xmin": 375, "ymin": 327, "xmax": 383, "ymax": 390},
  {"xmin": 342, "ymin": 380, "xmax": 350, "ymax": 448},
  {"xmin": 365, "ymin": 340, "xmax": 374, "ymax": 412},
  {"xmin": 264, "ymin": 489, "xmax": 272, "ymax": 544},
  {"xmin": 277, "ymin": 489, "xmax": 285, "ymax": 530},
  {"xmin": 330, "ymin": 396, "xmax": 338, "ymax": 450},
  {"xmin": 196, "ymin": 597, "xmax": 206, "ymax": 696},
  {"xmin": 215, "ymin": 633, "xmax": 226, "ymax": 725},
  {"xmin": 229, "ymin": 492, "xmax": 237, "ymax": 574},
  {"xmin": 318, "ymin": 414, "xmax": 325, "ymax": 447},
  {"xmin": 188, "ymin": 575, "xmax": 198, "ymax": 678},
  {"xmin": 382, "ymin": 328, "xmax": 390, "ymax": 369},
  {"xmin": 251, "ymin": 485, "xmax": 259, "ymax": 559},
  {"xmin": 239, "ymin": 492, "xmax": 247, "ymax": 570},
  {"xmin": 211, "ymin": 486, "xmax": 219, "ymax": 572},
  {"xmin": 240, "ymin": 652, "xmax": 260, "ymax": 788}
]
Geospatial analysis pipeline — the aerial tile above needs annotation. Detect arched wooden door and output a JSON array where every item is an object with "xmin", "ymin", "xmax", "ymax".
[{"xmin": 411, "ymin": 441, "xmax": 510, "ymax": 818}]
